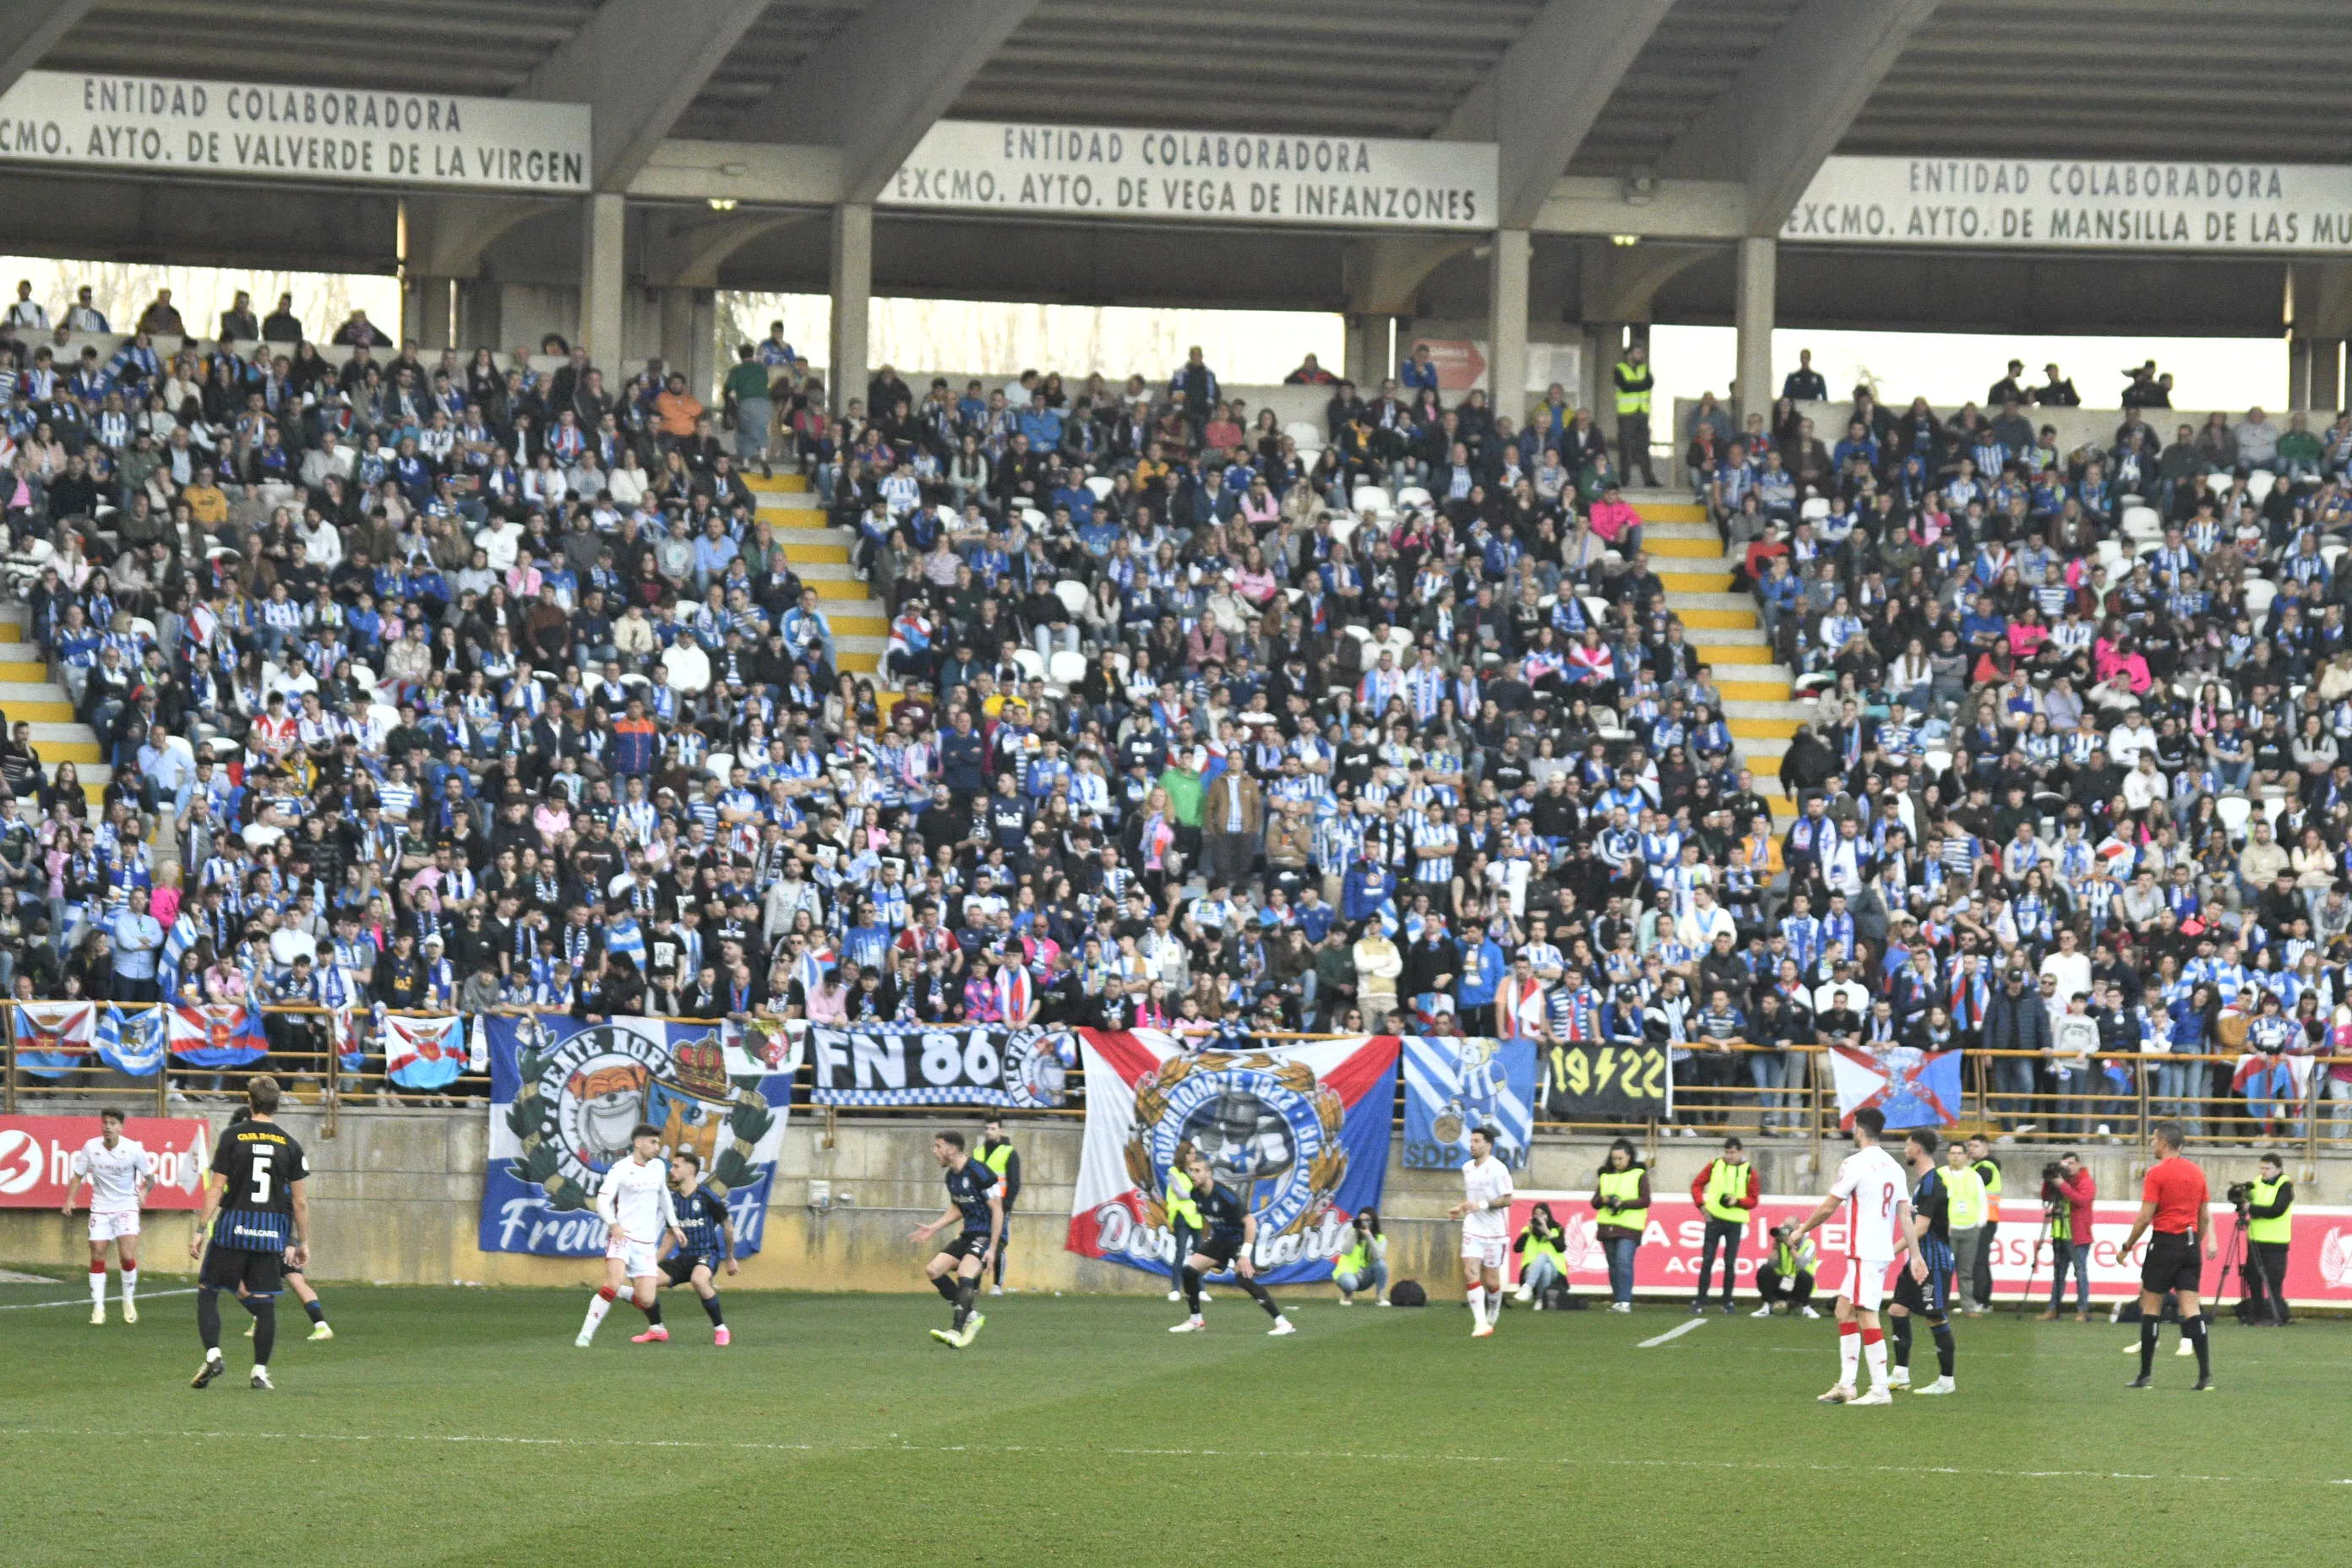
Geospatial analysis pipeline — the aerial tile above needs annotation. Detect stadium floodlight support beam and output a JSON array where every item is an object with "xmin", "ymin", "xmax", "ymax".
[
  {"xmin": 516, "ymin": 0, "xmax": 771, "ymax": 193},
  {"xmin": 0, "ymin": 0, "xmax": 96, "ymax": 95},
  {"xmin": 1734, "ymin": 236, "xmax": 1776, "ymax": 427},
  {"xmin": 730, "ymin": 0, "xmax": 1040, "ymax": 202},
  {"xmin": 1654, "ymin": 0, "xmax": 1941, "ymax": 235},
  {"xmin": 1349, "ymin": 0, "xmax": 1676, "ymax": 342}
]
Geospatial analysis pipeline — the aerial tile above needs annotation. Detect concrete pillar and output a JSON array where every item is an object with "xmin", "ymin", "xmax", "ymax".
[
  {"xmin": 657, "ymin": 287, "xmax": 694, "ymax": 383},
  {"xmin": 688, "ymin": 289, "xmax": 717, "ymax": 401},
  {"xmin": 829, "ymin": 201, "xmax": 873, "ymax": 417},
  {"xmin": 580, "ymin": 193, "xmax": 627, "ymax": 367},
  {"xmin": 1343, "ymin": 313, "xmax": 1389, "ymax": 389},
  {"xmin": 1487, "ymin": 227, "xmax": 1529, "ymax": 421},
  {"xmin": 1734, "ymin": 236, "xmax": 1777, "ymax": 428},
  {"xmin": 2289, "ymin": 334, "xmax": 2344, "ymax": 412},
  {"xmin": 455, "ymin": 279, "xmax": 501, "ymax": 352},
  {"xmin": 403, "ymin": 275, "xmax": 456, "ymax": 349},
  {"xmin": 1591, "ymin": 320, "xmax": 1623, "ymax": 438}
]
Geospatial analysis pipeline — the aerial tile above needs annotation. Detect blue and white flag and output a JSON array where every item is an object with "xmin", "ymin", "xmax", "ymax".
[
  {"xmin": 94, "ymin": 1004, "xmax": 168, "ymax": 1076},
  {"xmin": 481, "ymin": 1012, "xmax": 799, "ymax": 1258},
  {"xmin": 12, "ymin": 1001, "xmax": 95, "ymax": 1079},
  {"xmin": 1401, "ymin": 1034, "xmax": 1539, "ymax": 1170}
]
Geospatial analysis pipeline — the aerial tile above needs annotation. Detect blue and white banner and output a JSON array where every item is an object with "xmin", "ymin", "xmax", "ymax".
[
  {"xmin": 480, "ymin": 1013, "xmax": 801, "ymax": 1257},
  {"xmin": 1401, "ymin": 1035, "xmax": 1538, "ymax": 1171},
  {"xmin": 799, "ymin": 1022, "xmax": 1075, "ymax": 1109},
  {"xmin": 94, "ymin": 1004, "xmax": 167, "ymax": 1076},
  {"xmin": 11, "ymin": 1002, "xmax": 95, "ymax": 1079},
  {"xmin": 1068, "ymin": 1029, "xmax": 1399, "ymax": 1285}
]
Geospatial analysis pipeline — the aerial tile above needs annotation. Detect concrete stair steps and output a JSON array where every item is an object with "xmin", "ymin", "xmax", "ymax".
[
  {"xmin": 754, "ymin": 493, "xmax": 823, "ymax": 512},
  {"xmin": 1670, "ymin": 591, "xmax": 1757, "ymax": 613},
  {"xmin": 1642, "ymin": 520, "xmax": 1719, "ymax": 541},
  {"xmin": 1720, "ymin": 700, "xmax": 1806, "ymax": 721},
  {"xmin": 1658, "ymin": 569, "xmax": 1734, "ymax": 593},
  {"xmin": 836, "ymin": 634, "xmax": 886, "ymax": 653},
  {"xmin": 1716, "ymin": 677, "xmax": 1794, "ymax": 703},
  {"xmin": 780, "ymin": 539, "xmax": 852, "ymax": 564},
  {"xmin": 1729, "ymin": 716, "xmax": 1800, "ymax": 739},
  {"xmin": 1734, "ymin": 735, "xmax": 1793, "ymax": 760},
  {"xmin": 745, "ymin": 473, "xmax": 813, "ymax": 494},
  {"xmin": 1680, "ymin": 625, "xmax": 1764, "ymax": 645},
  {"xmin": 759, "ymin": 509, "xmax": 832, "ymax": 533},
  {"xmin": 789, "ymin": 562, "xmax": 860, "ymax": 582},
  {"xmin": 1678, "ymin": 608, "xmax": 1758, "ymax": 629},
  {"xmin": 1690, "ymin": 644, "xmax": 1774, "ymax": 666},
  {"xmin": 805, "ymin": 579, "xmax": 879, "ymax": 602},
  {"xmin": 1644, "ymin": 538, "xmax": 1729, "ymax": 561}
]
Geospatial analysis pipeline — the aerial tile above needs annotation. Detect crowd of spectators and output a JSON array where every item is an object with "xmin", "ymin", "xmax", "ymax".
[
  {"xmin": 2, "ymin": 269, "xmax": 2341, "ymax": 1145},
  {"xmin": 1679, "ymin": 351, "xmax": 2352, "ymax": 1141}
]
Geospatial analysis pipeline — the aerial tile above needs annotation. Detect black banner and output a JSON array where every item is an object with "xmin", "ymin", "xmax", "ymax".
[{"xmin": 1539, "ymin": 1041, "xmax": 1671, "ymax": 1120}]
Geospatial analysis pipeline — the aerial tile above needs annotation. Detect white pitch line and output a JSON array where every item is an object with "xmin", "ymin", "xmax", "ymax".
[
  {"xmin": 0, "ymin": 1427, "xmax": 2346, "ymax": 1489},
  {"xmin": 0, "ymin": 1288, "xmax": 199, "ymax": 1311},
  {"xmin": 1637, "ymin": 1316, "xmax": 1708, "ymax": 1348}
]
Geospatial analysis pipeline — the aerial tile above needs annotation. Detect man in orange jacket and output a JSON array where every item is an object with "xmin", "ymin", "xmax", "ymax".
[{"xmin": 1690, "ymin": 1135, "xmax": 1760, "ymax": 1315}]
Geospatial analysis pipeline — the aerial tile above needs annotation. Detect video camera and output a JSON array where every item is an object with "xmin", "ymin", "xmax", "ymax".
[{"xmin": 2225, "ymin": 1181, "xmax": 2253, "ymax": 1215}]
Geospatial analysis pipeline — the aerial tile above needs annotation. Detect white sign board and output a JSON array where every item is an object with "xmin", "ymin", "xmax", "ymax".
[
  {"xmin": 0, "ymin": 70, "xmax": 591, "ymax": 193},
  {"xmin": 1785, "ymin": 155, "xmax": 2352, "ymax": 253},
  {"xmin": 884, "ymin": 120, "xmax": 1497, "ymax": 231}
]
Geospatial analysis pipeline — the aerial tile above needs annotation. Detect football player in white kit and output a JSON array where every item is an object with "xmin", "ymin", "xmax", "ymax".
[
  {"xmin": 63, "ymin": 1108, "xmax": 154, "ymax": 1325},
  {"xmin": 576, "ymin": 1124, "xmax": 685, "ymax": 1348},
  {"xmin": 1447, "ymin": 1125, "xmax": 1514, "ymax": 1338},
  {"xmin": 1778, "ymin": 1108, "xmax": 1925, "ymax": 1406}
]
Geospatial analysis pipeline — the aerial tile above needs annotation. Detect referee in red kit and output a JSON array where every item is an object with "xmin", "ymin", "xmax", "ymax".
[{"xmin": 2121, "ymin": 1120, "xmax": 2216, "ymax": 1391}]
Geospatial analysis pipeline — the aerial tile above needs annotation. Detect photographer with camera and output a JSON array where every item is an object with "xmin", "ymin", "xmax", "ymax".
[
  {"xmin": 1333, "ymin": 1206, "xmax": 1389, "ymax": 1307},
  {"xmin": 1512, "ymin": 1201, "xmax": 1569, "ymax": 1309},
  {"xmin": 1751, "ymin": 1222, "xmax": 1820, "ymax": 1318},
  {"xmin": 2235, "ymin": 1155, "xmax": 2294, "ymax": 1326},
  {"xmin": 2036, "ymin": 1152, "xmax": 2097, "ymax": 1321}
]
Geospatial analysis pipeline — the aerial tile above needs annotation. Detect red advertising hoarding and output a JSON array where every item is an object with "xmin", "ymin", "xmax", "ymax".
[
  {"xmin": 1510, "ymin": 1190, "xmax": 2352, "ymax": 1309},
  {"xmin": 0, "ymin": 1115, "xmax": 213, "ymax": 1210}
]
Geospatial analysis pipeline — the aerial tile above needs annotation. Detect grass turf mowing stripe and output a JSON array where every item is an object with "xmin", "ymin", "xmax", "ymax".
[{"xmin": 3, "ymin": 1426, "xmax": 2347, "ymax": 1488}]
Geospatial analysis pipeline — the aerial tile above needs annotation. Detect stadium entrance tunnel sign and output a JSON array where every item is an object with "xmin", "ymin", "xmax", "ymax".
[
  {"xmin": 885, "ymin": 120, "xmax": 1497, "ymax": 231},
  {"xmin": 1786, "ymin": 155, "xmax": 2352, "ymax": 253},
  {"xmin": 0, "ymin": 70, "xmax": 590, "ymax": 192}
]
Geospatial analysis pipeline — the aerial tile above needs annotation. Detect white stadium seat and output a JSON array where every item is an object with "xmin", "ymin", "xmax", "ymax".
[
  {"xmin": 1048, "ymin": 650, "xmax": 1088, "ymax": 687},
  {"xmin": 1054, "ymin": 579, "xmax": 1091, "ymax": 616},
  {"xmin": 1352, "ymin": 484, "xmax": 1392, "ymax": 516}
]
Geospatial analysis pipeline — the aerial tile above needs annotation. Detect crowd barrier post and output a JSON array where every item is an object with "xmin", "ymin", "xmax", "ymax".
[
  {"xmin": 151, "ymin": 1006, "xmax": 168, "ymax": 1119},
  {"xmin": 2136, "ymin": 1059, "xmax": 2151, "ymax": 1143},
  {"xmin": 324, "ymin": 1005, "xmax": 341, "ymax": 1141},
  {"xmin": 1810, "ymin": 1052, "xmax": 1827, "ymax": 1166},
  {"xmin": 2, "ymin": 999, "xmax": 13, "ymax": 1115}
]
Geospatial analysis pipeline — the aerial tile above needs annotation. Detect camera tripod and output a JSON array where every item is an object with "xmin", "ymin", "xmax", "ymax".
[
  {"xmin": 2013, "ymin": 1206, "xmax": 2061, "ymax": 1318},
  {"xmin": 2211, "ymin": 1207, "xmax": 2284, "ymax": 1327}
]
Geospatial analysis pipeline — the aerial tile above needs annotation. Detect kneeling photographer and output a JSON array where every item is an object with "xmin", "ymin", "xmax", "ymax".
[{"xmin": 2234, "ymin": 1154, "xmax": 2294, "ymax": 1326}]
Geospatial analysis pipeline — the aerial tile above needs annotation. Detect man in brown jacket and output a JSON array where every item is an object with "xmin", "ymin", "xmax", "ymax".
[
  {"xmin": 1265, "ymin": 798, "xmax": 1314, "ymax": 896},
  {"xmin": 1200, "ymin": 764, "xmax": 1264, "ymax": 890}
]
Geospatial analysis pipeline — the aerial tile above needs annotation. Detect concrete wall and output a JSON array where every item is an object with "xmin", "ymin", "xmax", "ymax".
[{"xmin": 5, "ymin": 1106, "xmax": 2343, "ymax": 1293}]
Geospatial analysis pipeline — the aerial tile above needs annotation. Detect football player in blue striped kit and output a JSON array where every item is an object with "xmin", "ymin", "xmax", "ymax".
[
  {"xmin": 1888, "ymin": 1128, "xmax": 1960, "ymax": 1396},
  {"xmin": 660, "ymin": 1150, "xmax": 738, "ymax": 1347},
  {"xmin": 188, "ymin": 1077, "xmax": 309, "ymax": 1391}
]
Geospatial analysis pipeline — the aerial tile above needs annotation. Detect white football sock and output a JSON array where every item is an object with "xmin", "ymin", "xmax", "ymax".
[
  {"xmin": 1863, "ymin": 1334, "xmax": 1890, "ymax": 1390},
  {"xmin": 581, "ymin": 1292, "xmax": 614, "ymax": 1338},
  {"xmin": 121, "ymin": 1268, "xmax": 138, "ymax": 1303},
  {"xmin": 1466, "ymin": 1286, "xmax": 1485, "ymax": 1322},
  {"xmin": 1487, "ymin": 1288, "xmax": 1503, "ymax": 1326},
  {"xmin": 1838, "ymin": 1329, "xmax": 1860, "ymax": 1387},
  {"xmin": 90, "ymin": 1266, "xmax": 106, "ymax": 1304}
]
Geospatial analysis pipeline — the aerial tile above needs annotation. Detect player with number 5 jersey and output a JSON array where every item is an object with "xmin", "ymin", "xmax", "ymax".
[{"xmin": 189, "ymin": 1076, "xmax": 310, "ymax": 1391}]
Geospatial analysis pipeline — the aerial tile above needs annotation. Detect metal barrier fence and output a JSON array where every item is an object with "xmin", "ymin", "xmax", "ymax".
[{"xmin": 4, "ymin": 1015, "xmax": 2343, "ymax": 1173}]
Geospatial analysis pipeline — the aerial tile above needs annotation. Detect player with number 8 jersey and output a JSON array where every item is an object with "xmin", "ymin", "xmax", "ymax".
[{"xmin": 189, "ymin": 1076, "xmax": 310, "ymax": 1391}]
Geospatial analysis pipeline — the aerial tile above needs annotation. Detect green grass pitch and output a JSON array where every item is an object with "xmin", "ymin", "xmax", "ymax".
[{"xmin": 3, "ymin": 1274, "xmax": 2346, "ymax": 1565}]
